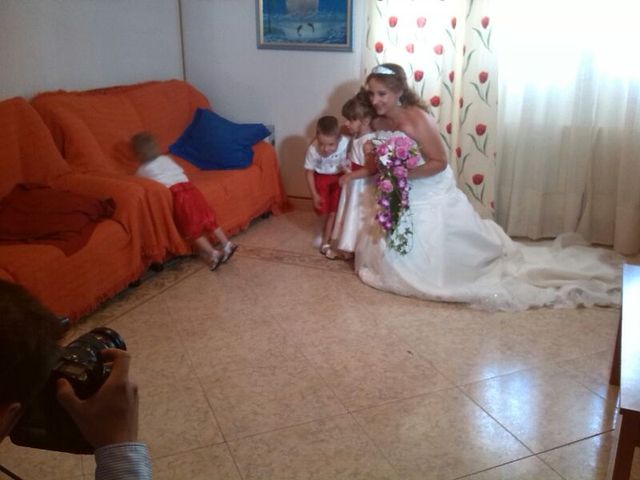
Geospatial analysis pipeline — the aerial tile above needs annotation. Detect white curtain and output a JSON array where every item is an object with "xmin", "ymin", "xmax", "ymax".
[{"xmin": 494, "ymin": 0, "xmax": 640, "ymax": 254}]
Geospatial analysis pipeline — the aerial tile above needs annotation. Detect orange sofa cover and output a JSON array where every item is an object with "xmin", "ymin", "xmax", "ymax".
[
  {"xmin": 32, "ymin": 79, "xmax": 289, "ymax": 261},
  {"xmin": 0, "ymin": 97, "xmax": 148, "ymax": 321}
]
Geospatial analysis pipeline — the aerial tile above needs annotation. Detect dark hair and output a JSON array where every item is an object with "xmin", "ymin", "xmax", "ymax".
[
  {"xmin": 342, "ymin": 87, "xmax": 376, "ymax": 121},
  {"xmin": 366, "ymin": 63, "xmax": 429, "ymax": 112},
  {"xmin": 0, "ymin": 280, "xmax": 64, "ymax": 405},
  {"xmin": 316, "ymin": 116, "xmax": 340, "ymax": 137}
]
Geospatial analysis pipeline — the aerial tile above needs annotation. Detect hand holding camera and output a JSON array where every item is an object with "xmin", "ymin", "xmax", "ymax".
[
  {"xmin": 56, "ymin": 348, "xmax": 139, "ymax": 449},
  {"xmin": 10, "ymin": 327, "xmax": 134, "ymax": 453}
]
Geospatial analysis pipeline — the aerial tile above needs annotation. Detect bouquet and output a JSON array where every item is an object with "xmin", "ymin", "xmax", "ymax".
[{"xmin": 373, "ymin": 135, "xmax": 420, "ymax": 255}]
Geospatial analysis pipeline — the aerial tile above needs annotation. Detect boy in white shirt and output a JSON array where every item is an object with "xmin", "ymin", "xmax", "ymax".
[{"xmin": 304, "ymin": 116, "xmax": 349, "ymax": 259}]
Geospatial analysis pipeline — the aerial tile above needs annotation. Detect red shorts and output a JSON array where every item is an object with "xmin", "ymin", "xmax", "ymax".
[
  {"xmin": 313, "ymin": 173, "xmax": 342, "ymax": 215},
  {"xmin": 170, "ymin": 182, "xmax": 218, "ymax": 240}
]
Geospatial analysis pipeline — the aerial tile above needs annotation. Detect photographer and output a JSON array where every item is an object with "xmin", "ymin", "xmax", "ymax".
[{"xmin": 0, "ymin": 280, "xmax": 151, "ymax": 480}]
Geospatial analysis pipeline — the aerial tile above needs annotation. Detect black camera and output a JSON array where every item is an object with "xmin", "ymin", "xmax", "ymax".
[{"xmin": 10, "ymin": 326, "xmax": 126, "ymax": 454}]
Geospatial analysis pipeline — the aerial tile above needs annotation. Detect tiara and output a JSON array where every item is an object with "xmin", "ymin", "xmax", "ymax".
[{"xmin": 371, "ymin": 65, "xmax": 395, "ymax": 75}]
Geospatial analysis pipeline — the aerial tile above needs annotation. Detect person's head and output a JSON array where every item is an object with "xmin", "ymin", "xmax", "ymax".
[
  {"xmin": 0, "ymin": 280, "xmax": 65, "ymax": 441},
  {"xmin": 315, "ymin": 115, "xmax": 341, "ymax": 157},
  {"xmin": 366, "ymin": 63, "xmax": 428, "ymax": 116},
  {"xmin": 130, "ymin": 132, "xmax": 161, "ymax": 163},
  {"xmin": 342, "ymin": 87, "xmax": 376, "ymax": 136}
]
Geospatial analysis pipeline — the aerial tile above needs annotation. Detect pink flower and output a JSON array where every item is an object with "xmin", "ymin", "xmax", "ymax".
[
  {"xmin": 446, "ymin": 123, "xmax": 452, "ymax": 134},
  {"xmin": 455, "ymin": 147, "xmax": 462, "ymax": 158},
  {"xmin": 478, "ymin": 71, "xmax": 489, "ymax": 84},
  {"xmin": 448, "ymin": 71, "xmax": 455, "ymax": 83},
  {"xmin": 375, "ymin": 41, "xmax": 384, "ymax": 53},
  {"xmin": 472, "ymin": 174, "xmax": 484, "ymax": 185},
  {"xmin": 395, "ymin": 146, "xmax": 409, "ymax": 160},
  {"xmin": 481, "ymin": 16, "xmax": 490, "ymax": 29},
  {"xmin": 379, "ymin": 179, "xmax": 394, "ymax": 193},
  {"xmin": 406, "ymin": 156, "xmax": 419, "ymax": 168},
  {"xmin": 451, "ymin": 17, "xmax": 457, "ymax": 29},
  {"xmin": 475, "ymin": 124, "xmax": 487, "ymax": 136},
  {"xmin": 491, "ymin": 201, "xmax": 495, "ymax": 209},
  {"xmin": 459, "ymin": 97, "xmax": 464, "ymax": 108},
  {"xmin": 414, "ymin": 70, "xmax": 424, "ymax": 82},
  {"xmin": 388, "ymin": 16, "xmax": 398, "ymax": 28},
  {"xmin": 430, "ymin": 96, "xmax": 440, "ymax": 107},
  {"xmin": 406, "ymin": 43, "xmax": 415, "ymax": 54},
  {"xmin": 417, "ymin": 16, "xmax": 427, "ymax": 28},
  {"xmin": 393, "ymin": 166, "xmax": 408, "ymax": 178},
  {"xmin": 394, "ymin": 136, "xmax": 411, "ymax": 148},
  {"xmin": 433, "ymin": 44, "xmax": 444, "ymax": 55}
]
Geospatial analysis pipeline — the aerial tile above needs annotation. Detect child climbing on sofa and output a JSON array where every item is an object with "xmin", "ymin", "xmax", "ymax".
[{"xmin": 131, "ymin": 132, "xmax": 237, "ymax": 271}]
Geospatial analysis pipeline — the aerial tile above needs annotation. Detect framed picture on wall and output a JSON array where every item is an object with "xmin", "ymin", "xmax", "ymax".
[{"xmin": 256, "ymin": 0, "xmax": 353, "ymax": 52}]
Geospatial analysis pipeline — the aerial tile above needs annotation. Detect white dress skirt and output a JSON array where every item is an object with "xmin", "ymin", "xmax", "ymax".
[
  {"xmin": 332, "ymin": 132, "xmax": 376, "ymax": 252},
  {"xmin": 355, "ymin": 135, "xmax": 622, "ymax": 311}
]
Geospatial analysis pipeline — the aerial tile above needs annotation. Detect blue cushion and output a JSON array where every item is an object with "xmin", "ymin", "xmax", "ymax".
[{"xmin": 169, "ymin": 108, "xmax": 270, "ymax": 170}]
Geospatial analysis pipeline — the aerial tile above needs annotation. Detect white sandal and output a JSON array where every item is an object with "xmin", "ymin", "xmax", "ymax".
[{"xmin": 320, "ymin": 244, "xmax": 338, "ymax": 260}]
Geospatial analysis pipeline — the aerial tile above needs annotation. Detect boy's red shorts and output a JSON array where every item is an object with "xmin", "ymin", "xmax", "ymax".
[{"xmin": 313, "ymin": 172, "xmax": 342, "ymax": 215}]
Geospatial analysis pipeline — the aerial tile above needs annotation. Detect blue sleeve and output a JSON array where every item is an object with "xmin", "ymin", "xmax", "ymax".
[{"xmin": 94, "ymin": 442, "xmax": 151, "ymax": 480}]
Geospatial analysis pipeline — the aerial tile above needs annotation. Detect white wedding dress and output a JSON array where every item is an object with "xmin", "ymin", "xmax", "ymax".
[
  {"xmin": 355, "ymin": 134, "xmax": 622, "ymax": 311},
  {"xmin": 332, "ymin": 132, "xmax": 377, "ymax": 252}
]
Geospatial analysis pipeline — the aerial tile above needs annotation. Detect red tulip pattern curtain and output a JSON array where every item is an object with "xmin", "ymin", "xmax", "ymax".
[{"xmin": 364, "ymin": 0, "xmax": 497, "ymax": 217}]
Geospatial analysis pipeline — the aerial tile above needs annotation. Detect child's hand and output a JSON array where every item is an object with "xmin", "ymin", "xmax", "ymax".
[
  {"xmin": 313, "ymin": 195, "xmax": 324, "ymax": 210},
  {"xmin": 339, "ymin": 173, "xmax": 351, "ymax": 187}
]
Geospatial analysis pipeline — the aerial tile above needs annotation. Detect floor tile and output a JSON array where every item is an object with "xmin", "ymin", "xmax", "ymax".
[
  {"xmin": 462, "ymin": 363, "xmax": 616, "ymax": 453},
  {"xmin": 352, "ymin": 388, "xmax": 531, "ymax": 480},
  {"xmin": 182, "ymin": 313, "xmax": 306, "ymax": 378},
  {"xmin": 0, "ymin": 440, "xmax": 85, "ymax": 480},
  {"xmin": 286, "ymin": 309, "xmax": 453, "ymax": 410},
  {"xmin": 463, "ymin": 455, "xmax": 562, "ymax": 479},
  {"xmin": 554, "ymin": 349, "xmax": 618, "ymax": 400},
  {"xmin": 139, "ymin": 379, "xmax": 224, "ymax": 458},
  {"xmin": 200, "ymin": 357, "xmax": 346, "ymax": 440},
  {"xmin": 538, "ymin": 432, "xmax": 615, "ymax": 480},
  {"xmin": 153, "ymin": 444, "xmax": 242, "ymax": 480},
  {"xmin": 228, "ymin": 415, "xmax": 400, "ymax": 479}
]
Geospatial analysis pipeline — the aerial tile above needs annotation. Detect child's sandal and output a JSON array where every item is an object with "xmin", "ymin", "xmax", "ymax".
[
  {"xmin": 320, "ymin": 244, "xmax": 338, "ymax": 260},
  {"xmin": 210, "ymin": 254, "xmax": 223, "ymax": 271},
  {"xmin": 222, "ymin": 243, "xmax": 238, "ymax": 263}
]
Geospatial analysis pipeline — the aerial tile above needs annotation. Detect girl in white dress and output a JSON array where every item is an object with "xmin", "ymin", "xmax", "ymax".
[
  {"xmin": 332, "ymin": 89, "xmax": 378, "ymax": 256},
  {"xmin": 355, "ymin": 64, "xmax": 621, "ymax": 310}
]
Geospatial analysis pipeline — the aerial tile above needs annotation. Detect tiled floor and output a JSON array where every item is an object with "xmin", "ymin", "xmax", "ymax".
[{"xmin": 2, "ymin": 199, "xmax": 640, "ymax": 479}]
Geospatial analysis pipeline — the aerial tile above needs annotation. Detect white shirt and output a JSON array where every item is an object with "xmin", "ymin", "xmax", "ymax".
[
  {"xmin": 304, "ymin": 135, "xmax": 349, "ymax": 175},
  {"xmin": 136, "ymin": 154, "xmax": 188, "ymax": 187}
]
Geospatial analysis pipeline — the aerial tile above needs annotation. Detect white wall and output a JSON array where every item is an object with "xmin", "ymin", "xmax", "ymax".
[
  {"xmin": 182, "ymin": 0, "xmax": 367, "ymax": 197},
  {"xmin": 0, "ymin": 0, "xmax": 183, "ymax": 99}
]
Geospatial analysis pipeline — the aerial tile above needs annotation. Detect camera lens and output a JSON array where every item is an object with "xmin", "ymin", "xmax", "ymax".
[
  {"xmin": 73, "ymin": 327, "xmax": 126, "ymax": 351},
  {"xmin": 55, "ymin": 327, "xmax": 126, "ymax": 399}
]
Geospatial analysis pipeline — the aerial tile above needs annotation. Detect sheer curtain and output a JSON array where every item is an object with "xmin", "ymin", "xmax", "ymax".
[{"xmin": 494, "ymin": 0, "xmax": 640, "ymax": 254}]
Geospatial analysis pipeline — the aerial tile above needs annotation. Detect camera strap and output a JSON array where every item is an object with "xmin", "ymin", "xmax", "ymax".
[{"xmin": 0, "ymin": 464, "xmax": 24, "ymax": 480}]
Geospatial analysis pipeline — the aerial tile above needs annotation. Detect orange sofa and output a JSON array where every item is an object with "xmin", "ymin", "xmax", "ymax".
[
  {"xmin": 0, "ymin": 97, "xmax": 149, "ymax": 321},
  {"xmin": 32, "ymin": 79, "xmax": 288, "ymax": 262}
]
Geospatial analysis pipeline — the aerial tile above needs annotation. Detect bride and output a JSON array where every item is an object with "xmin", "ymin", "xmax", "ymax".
[{"xmin": 355, "ymin": 63, "xmax": 621, "ymax": 311}]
